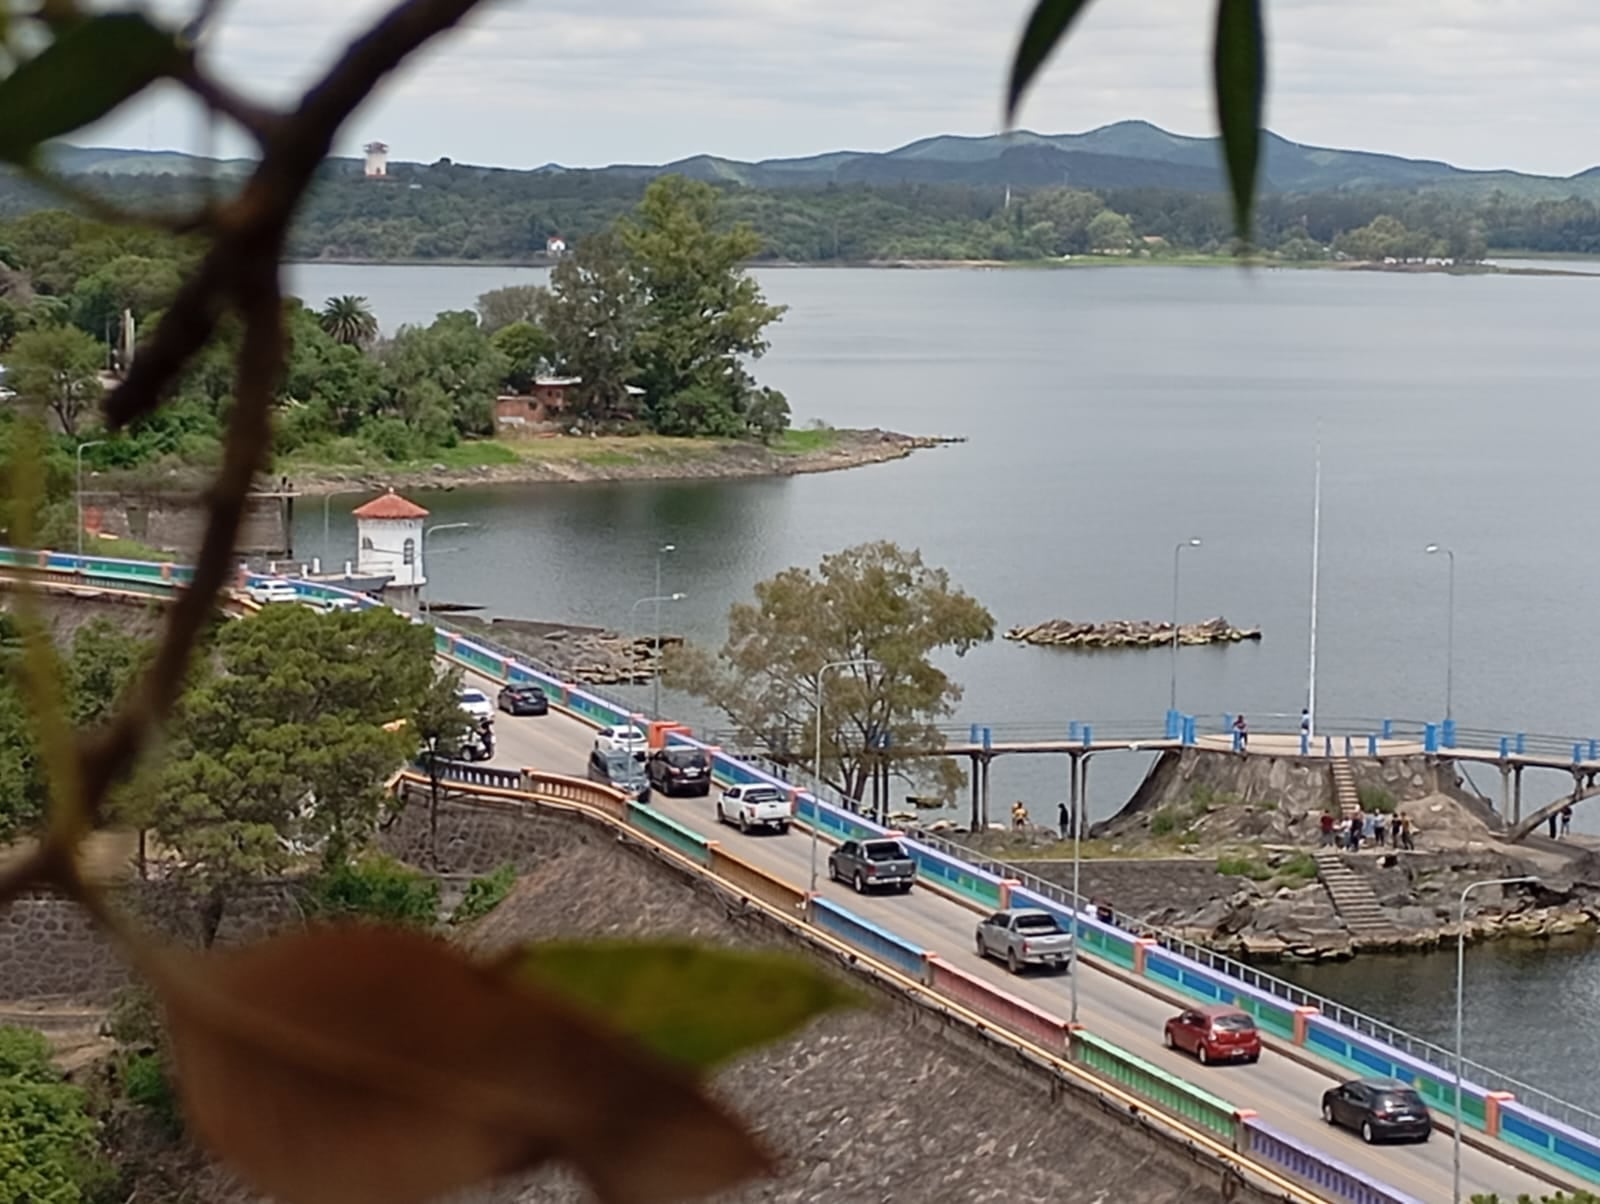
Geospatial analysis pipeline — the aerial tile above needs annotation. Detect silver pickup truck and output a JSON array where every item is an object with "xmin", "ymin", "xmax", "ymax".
[{"xmin": 975, "ymin": 908, "xmax": 1075, "ymax": 974}]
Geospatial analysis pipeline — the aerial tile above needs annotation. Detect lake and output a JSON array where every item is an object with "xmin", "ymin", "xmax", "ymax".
[{"xmin": 285, "ymin": 260, "xmax": 1600, "ymax": 1106}]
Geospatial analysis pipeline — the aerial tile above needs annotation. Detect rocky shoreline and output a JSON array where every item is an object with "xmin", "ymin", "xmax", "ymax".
[
  {"xmin": 282, "ymin": 428, "xmax": 956, "ymax": 497},
  {"xmin": 1005, "ymin": 615, "xmax": 1261, "ymax": 649},
  {"xmin": 443, "ymin": 615, "xmax": 678, "ymax": 686}
]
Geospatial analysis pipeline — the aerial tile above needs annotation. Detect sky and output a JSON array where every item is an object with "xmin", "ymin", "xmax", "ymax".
[{"xmin": 78, "ymin": 0, "xmax": 1600, "ymax": 177}]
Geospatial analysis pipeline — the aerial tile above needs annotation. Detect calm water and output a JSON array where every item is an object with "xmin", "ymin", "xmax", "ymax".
[{"xmin": 285, "ymin": 261, "xmax": 1600, "ymax": 1105}]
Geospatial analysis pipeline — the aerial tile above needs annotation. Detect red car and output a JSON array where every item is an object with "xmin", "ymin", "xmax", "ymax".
[{"xmin": 1163, "ymin": 1005, "xmax": 1262, "ymax": 1065}]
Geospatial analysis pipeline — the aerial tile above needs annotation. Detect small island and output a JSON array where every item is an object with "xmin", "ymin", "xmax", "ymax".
[{"xmin": 1005, "ymin": 616, "xmax": 1261, "ymax": 650}]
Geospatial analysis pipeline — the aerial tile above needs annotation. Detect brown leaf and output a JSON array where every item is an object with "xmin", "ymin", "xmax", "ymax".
[{"xmin": 156, "ymin": 924, "xmax": 773, "ymax": 1204}]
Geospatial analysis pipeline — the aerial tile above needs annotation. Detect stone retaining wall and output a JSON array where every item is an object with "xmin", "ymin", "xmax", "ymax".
[{"xmin": 1014, "ymin": 857, "xmax": 1251, "ymax": 917}]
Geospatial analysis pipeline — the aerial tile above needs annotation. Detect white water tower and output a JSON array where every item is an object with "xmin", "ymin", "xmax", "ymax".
[
  {"xmin": 353, "ymin": 489, "xmax": 428, "ymax": 593},
  {"xmin": 364, "ymin": 141, "xmax": 389, "ymax": 178}
]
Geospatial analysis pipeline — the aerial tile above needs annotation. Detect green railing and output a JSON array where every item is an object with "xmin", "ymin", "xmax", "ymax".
[
  {"xmin": 1072, "ymin": 1030, "xmax": 1239, "ymax": 1141},
  {"xmin": 626, "ymin": 802, "xmax": 712, "ymax": 867}
]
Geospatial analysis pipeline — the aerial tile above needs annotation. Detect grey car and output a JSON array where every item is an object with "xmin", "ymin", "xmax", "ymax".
[
  {"xmin": 828, "ymin": 838, "xmax": 916, "ymax": 894},
  {"xmin": 975, "ymin": 908, "xmax": 1075, "ymax": 974}
]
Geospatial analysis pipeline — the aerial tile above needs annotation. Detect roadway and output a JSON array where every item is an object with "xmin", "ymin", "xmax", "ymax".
[{"xmin": 471, "ymin": 677, "xmax": 1563, "ymax": 1204}]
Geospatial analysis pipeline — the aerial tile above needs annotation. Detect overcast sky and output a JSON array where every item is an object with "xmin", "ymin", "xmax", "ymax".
[{"xmin": 82, "ymin": 0, "xmax": 1600, "ymax": 176}]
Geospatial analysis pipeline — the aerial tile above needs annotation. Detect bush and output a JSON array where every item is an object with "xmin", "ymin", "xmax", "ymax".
[
  {"xmin": 1358, "ymin": 785, "xmax": 1397, "ymax": 814},
  {"xmin": 120, "ymin": 1051, "xmax": 181, "ymax": 1137},
  {"xmin": 1273, "ymin": 851, "xmax": 1319, "ymax": 886},
  {"xmin": 1149, "ymin": 809, "xmax": 1177, "ymax": 837},
  {"xmin": 451, "ymin": 863, "xmax": 518, "ymax": 924},
  {"xmin": 310, "ymin": 854, "xmax": 440, "ymax": 927},
  {"xmin": 1216, "ymin": 853, "xmax": 1272, "ymax": 880},
  {"xmin": 0, "ymin": 1024, "xmax": 111, "ymax": 1203}
]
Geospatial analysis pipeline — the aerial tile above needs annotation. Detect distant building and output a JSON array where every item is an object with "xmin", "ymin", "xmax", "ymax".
[
  {"xmin": 495, "ymin": 378, "xmax": 645, "ymax": 434},
  {"xmin": 363, "ymin": 141, "xmax": 389, "ymax": 178},
  {"xmin": 545, "ymin": 235, "xmax": 567, "ymax": 257},
  {"xmin": 352, "ymin": 489, "xmax": 427, "ymax": 590}
]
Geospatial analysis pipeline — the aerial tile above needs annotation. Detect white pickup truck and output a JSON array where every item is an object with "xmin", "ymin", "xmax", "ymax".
[
  {"xmin": 715, "ymin": 784, "xmax": 791, "ymax": 835},
  {"xmin": 975, "ymin": 908, "xmax": 1075, "ymax": 975}
]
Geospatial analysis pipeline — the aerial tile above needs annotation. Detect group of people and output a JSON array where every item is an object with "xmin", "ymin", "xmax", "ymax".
[{"xmin": 1320, "ymin": 808, "xmax": 1413, "ymax": 851}]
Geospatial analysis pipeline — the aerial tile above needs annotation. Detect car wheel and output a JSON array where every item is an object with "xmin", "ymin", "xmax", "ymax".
[
  {"xmin": 1322, "ymin": 1102, "xmax": 1336, "ymax": 1126},
  {"xmin": 1162, "ymin": 1028, "xmax": 1174, "ymax": 1049},
  {"xmin": 778, "ymin": 823, "xmax": 791, "ymax": 835},
  {"xmin": 739, "ymin": 814, "xmax": 749, "ymax": 834},
  {"xmin": 715, "ymin": 803, "xmax": 725, "ymax": 825},
  {"xmin": 1418, "ymin": 1131, "xmax": 1431, "ymax": 1144},
  {"xmin": 853, "ymin": 872, "xmax": 866, "ymax": 894},
  {"xmin": 1007, "ymin": 949, "xmax": 1021, "ymax": 975},
  {"xmin": 1246, "ymin": 1053, "xmax": 1260, "ymax": 1064},
  {"xmin": 827, "ymin": 861, "xmax": 839, "ymax": 883},
  {"xmin": 1197, "ymin": 1045, "xmax": 1209, "ymax": 1066},
  {"xmin": 898, "ymin": 883, "xmax": 912, "ymax": 894},
  {"xmin": 1361, "ymin": 1120, "xmax": 1375, "ymax": 1145},
  {"xmin": 976, "ymin": 935, "xmax": 987, "ymax": 958}
]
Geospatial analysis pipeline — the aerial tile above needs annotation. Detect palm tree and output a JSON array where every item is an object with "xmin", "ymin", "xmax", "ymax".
[{"xmin": 319, "ymin": 295, "xmax": 378, "ymax": 348}]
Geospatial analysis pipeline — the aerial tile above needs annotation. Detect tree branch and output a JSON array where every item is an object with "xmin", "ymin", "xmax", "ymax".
[{"xmin": 179, "ymin": 59, "xmax": 282, "ymax": 146}]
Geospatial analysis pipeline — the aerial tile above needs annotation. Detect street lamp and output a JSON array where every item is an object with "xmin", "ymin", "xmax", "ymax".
[
  {"xmin": 1169, "ymin": 538, "xmax": 1202, "ymax": 712},
  {"xmin": 654, "ymin": 544, "xmax": 676, "ymax": 714},
  {"xmin": 322, "ymin": 489, "xmax": 364, "ymax": 564},
  {"xmin": 1425, "ymin": 544, "xmax": 1457, "ymax": 721},
  {"xmin": 419, "ymin": 522, "xmax": 472, "ymax": 615},
  {"xmin": 630, "ymin": 592, "xmax": 685, "ymax": 717},
  {"xmin": 810, "ymin": 658, "xmax": 880, "ymax": 895},
  {"xmin": 75, "ymin": 440, "xmax": 107, "ymax": 557},
  {"xmin": 1453, "ymin": 875, "xmax": 1535, "ymax": 1204}
]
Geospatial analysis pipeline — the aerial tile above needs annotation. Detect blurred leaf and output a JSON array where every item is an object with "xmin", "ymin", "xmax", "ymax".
[
  {"xmin": 1005, "ymin": 0, "xmax": 1099, "ymax": 124},
  {"xmin": 158, "ymin": 925, "xmax": 772, "ymax": 1204},
  {"xmin": 0, "ymin": 13, "xmax": 183, "ymax": 164},
  {"xmin": 1212, "ymin": 0, "xmax": 1266, "ymax": 237},
  {"xmin": 499, "ymin": 940, "xmax": 861, "ymax": 1070}
]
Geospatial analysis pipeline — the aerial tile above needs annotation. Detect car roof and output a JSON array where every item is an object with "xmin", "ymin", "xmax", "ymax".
[
  {"xmin": 1195, "ymin": 1004, "xmax": 1251, "ymax": 1018},
  {"xmin": 1353, "ymin": 1077, "xmax": 1413, "ymax": 1089},
  {"xmin": 998, "ymin": 907, "xmax": 1052, "ymax": 919}
]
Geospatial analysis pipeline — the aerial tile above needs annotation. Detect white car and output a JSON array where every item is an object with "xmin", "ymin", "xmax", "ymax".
[
  {"xmin": 307, "ymin": 596, "xmax": 362, "ymax": 615},
  {"xmin": 716, "ymin": 784, "xmax": 792, "ymax": 835},
  {"xmin": 457, "ymin": 687, "xmax": 494, "ymax": 725},
  {"xmin": 246, "ymin": 579, "xmax": 299, "ymax": 605},
  {"xmin": 594, "ymin": 724, "xmax": 646, "ymax": 755}
]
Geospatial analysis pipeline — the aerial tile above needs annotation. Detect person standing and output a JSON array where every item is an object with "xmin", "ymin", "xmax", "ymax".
[
  {"xmin": 1011, "ymin": 800, "xmax": 1028, "ymax": 831},
  {"xmin": 1373, "ymin": 812, "xmax": 1387, "ymax": 847},
  {"xmin": 1233, "ymin": 713, "xmax": 1249, "ymax": 751},
  {"xmin": 1347, "ymin": 812, "xmax": 1362, "ymax": 851},
  {"xmin": 1058, "ymin": 800, "xmax": 1071, "ymax": 841},
  {"xmin": 1562, "ymin": 805, "xmax": 1574, "ymax": 838},
  {"xmin": 1549, "ymin": 810, "xmax": 1560, "ymax": 840},
  {"xmin": 1301, "ymin": 708, "xmax": 1311, "ymax": 738},
  {"xmin": 1319, "ymin": 811, "xmax": 1335, "ymax": 847},
  {"xmin": 1400, "ymin": 813, "xmax": 1416, "ymax": 851}
]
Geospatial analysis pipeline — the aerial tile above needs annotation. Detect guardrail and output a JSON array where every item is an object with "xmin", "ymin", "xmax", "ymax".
[{"xmin": 7, "ymin": 546, "xmax": 1598, "ymax": 1189}]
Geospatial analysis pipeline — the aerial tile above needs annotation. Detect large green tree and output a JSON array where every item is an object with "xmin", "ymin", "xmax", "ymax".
[
  {"xmin": 377, "ymin": 310, "xmax": 508, "ymax": 445},
  {"xmin": 318, "ymin": 295, "xmax": 379, "ymax": 348},
  {"xmin": 490, "ymin": 320, "xmax": 556, "ymax": 392},
  {"xmin": 537, "ymin": 228, "xmax": 643, "ymax": 423},
  {"xmin": 621, "ymin": 177, "xmax": 788, "ymax": 437},
  {"xmin": 664, "ymin": 541, "xmax": 994, "ymax": 802},
  {"xmin": 5, "ymin": 325, "xmax": 104, "ymax": 436},
  {"xmin": 476, "ymin": 284, "xmax": 546, "ymax": 334}
]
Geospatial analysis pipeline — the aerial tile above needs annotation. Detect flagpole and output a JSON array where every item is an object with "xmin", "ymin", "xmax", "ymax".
[{"xmin": 1307, "ymin": 424, "xmax": 1323, "ymax": 740}]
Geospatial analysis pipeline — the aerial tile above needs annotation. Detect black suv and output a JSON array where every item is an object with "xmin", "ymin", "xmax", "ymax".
[
  {"xmin": 646, "ymin": 746, "xmax": 711, "ymax": 797},
  {"xmin": 1321, "ymin": 1078, "xmax": 1432, "ymax": 1144},
  {"xmin": 587, "ymin": 747, "xmax": 650, "ymax": 802},
  {"xmin": 497, "ymin": 683, "xmax": 549, "ymax": 716}
]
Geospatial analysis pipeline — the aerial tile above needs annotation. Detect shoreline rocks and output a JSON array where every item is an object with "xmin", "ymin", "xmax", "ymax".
[
  {"xmin": 448, "ymin": 615, "xmax": 680, "ymax": 686},
  {"xmin": 1005, "ymin": 616, "xmax": 1261, "ymax": 650}
]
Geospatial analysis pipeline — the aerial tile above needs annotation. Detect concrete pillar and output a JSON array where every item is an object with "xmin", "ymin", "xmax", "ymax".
[
  {"xmin": 980, "ymin": 756, "xmax": 992, "ymax": 829},
  {"xmin": 1079, "ymin": 755, "xmax": 1092, "ymax": 834},
  {"xmin": 1293, "ymin": 1006, "xmax": 1320, "ymax": 1045},
  {"xmin": 1500, "ymin": 764, "xmax": 1512, "ymax": 816},
  {"xmin": 1513, "ymin": 765, "xmax": 1524, "ymax": 823},
  {"xmin": 969, "ymin": 754, "xmax": 981, "ymax": 831},
  {"xmin": 1068, "ymin": 751, "xmax": 1080, "ymax": 842},
  {"xmin": 1484, "ymin": 1091, "xmax": 1514, "ymax": 1138}
]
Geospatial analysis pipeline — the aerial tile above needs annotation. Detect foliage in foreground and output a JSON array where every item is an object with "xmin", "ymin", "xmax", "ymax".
[{"xmin": 0, "ymin": 1026, "xmax": 111, "ymax": 1203}]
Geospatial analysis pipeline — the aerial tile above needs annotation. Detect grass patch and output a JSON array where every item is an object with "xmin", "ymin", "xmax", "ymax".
[
  {"xmin": 770, "ymin": 426, "xmax": 840, "ymax": 455},
  {"xmin": 1215, "ymin": 853, "xmax": 1273, "ymax": 880},
  {"xmin": 1271, "ymin": 851, "xmax": 1320, "ymax": 889},
  {"xmin": 422, "ymin": 441, "xmax": 520, "ymax": 468},
  {"xmin": 451, "ymin": 864, "xmax": 518, "ymax": 924},
  {"xmin": 1150, "ymin": 809, "xmax": 1178, "ymax": 837},
  {"xmin": 83, "ymin": 533, "xmax": 176, "ymax": 562},
  {"xmin": 1358, "ymin": 785, "xmax": 1397, "ymax": 814},
  {"xmin": 572, "ymin": 449, "xmax": 638, "ymax": 468}
]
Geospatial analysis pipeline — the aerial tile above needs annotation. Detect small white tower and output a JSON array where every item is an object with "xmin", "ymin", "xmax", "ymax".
[
  {"xmin": 353, "ymin": 490, "xmax": 428, "ymax": 597},
  {"xmin": 364, "ymin": 141, "xmax": 389, "ymax": 178}
]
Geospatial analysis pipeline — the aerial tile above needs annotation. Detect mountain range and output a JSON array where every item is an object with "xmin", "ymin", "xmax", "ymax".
[{"xmin": 45, "ymin": 121, "xmax": 1600, "ymax": 200}]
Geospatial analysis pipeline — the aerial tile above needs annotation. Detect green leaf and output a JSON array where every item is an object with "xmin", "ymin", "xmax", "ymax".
[
  {"xmin": 498, "ymin": 941, "xmax": 862, "ymax": 1071},
  {"xmin": 1212, "ymin": 0, "xmax": 1266, "ymax": 238},
  {"xmin": 1005, "ymin": 0, "xmax": 1099, "ymax": 124},
  {"xmin": 0, "ymin": 13, "xmax": 183, "ymax": 164}
]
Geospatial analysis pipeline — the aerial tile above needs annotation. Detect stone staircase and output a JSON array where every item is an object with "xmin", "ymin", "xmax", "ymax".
[
  {"xmin": 1329, "ymin": 759, "xmax": 1361, "ymax": 818},
  {"xmin": 1312, "ymin": 850, "xmax": 1395, "ymax": 939}
]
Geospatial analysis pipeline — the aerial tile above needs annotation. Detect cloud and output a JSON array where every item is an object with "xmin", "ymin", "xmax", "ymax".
[{"xmin": 77, "ymin": 0, "xmax": 1600, "ymax": 176}]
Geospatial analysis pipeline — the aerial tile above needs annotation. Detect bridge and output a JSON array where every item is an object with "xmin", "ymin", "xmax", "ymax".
[{"xmin": 3, "ymin": 547, "xmax": 1599, "ymax": 1204}]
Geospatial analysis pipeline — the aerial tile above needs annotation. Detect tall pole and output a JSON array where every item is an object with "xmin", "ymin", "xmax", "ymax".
[
  {"xmin": 1426, "ymin": 545, "xmax": 1457, "ymax": 722},
  {"xmin": 1069, "ymin": 754, "xmax": 1083, "ymax": 1024},
  {"xmin": 654, "ymin": 544, "xmax": 675, "ymax": 718},
  {"xmin": 420, "ymin": 522, "xmax": 471, "ymax": 616},
  {"xmin": 1307, "ymin": 425, "xmax": 1323, "ymax": 739},
  {"xmin": 810, "ymin": 657, "xmax": 879, "ymax": 896},
  {"xmin": 75, "ymin": 440, "xmax": 106, "ymax": 557},
  {"xmin": 630, "ymin": 593, "xmax": 684, "ymax": 714},
  {"xmin": 1454, "ymin": 876, "xmax": 1534, "ymax": 1204},
  {"xmin": 1169, "ymin": 537, "xmax": 1201, "ymax": 713}
]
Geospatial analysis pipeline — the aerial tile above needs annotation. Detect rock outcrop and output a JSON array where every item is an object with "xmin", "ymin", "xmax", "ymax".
[
  {"xmin": 1005, "ymin": 615, "xmax": 1261, "ymax": 649},
  {"xmin": 448, "ymin": 615, "xmax": 682, "ymax": 686}
]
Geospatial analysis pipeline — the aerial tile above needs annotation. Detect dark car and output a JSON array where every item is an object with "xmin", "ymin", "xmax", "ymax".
[
  {"xmin": 587, "ymin": 747, "xmax": 650, "ymax": 802},
  {"xmin": 647, "ymin": 746, "xmax": 711, "ymax": 797},
  {"xmin": 497, "ymin": 683, "xmax": 549, "ymax": 716},
  {"xmin": 1321, "ymin": 1078, "xmax": 1433, "ymax": 1144},
  {"xmin": 1163, "ymin": 1005, "xmax": 1261, "ymax": 1065}
]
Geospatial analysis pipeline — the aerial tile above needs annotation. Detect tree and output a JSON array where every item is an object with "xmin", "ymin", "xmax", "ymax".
[
  {"xmin": 378, "ymin": 310, "xmax": 509, "ymax": 442},
  {"xmin": 477, "ymin": 284, "xmax": 546, "ymax": 334},
  {"xmin": 5, "ymin": 325, "xmax": 104, "ymax": 435},
  {"xmin": 537, "ymin": 228, "xmax": 644, "ymax": 423},
  {"xmin": 318, "ymin": 294, "xmax": 379, "ymax": 348},
  {"xmin": 66, "ymin": 617, "xmax": 150, "ymax": 727},
  {"xmin": 0, "ymin": 1026, "xmax": 110, "ymax": 1204},
  {"xmin": 663, "ymin": 541, "xmax": 994, "ymax": 802},
  {"xmin": 1086, "ymin": 209, "xmax": 1136, "ymax": 253},
  {"xmin": 491, "ymin": 319, "xmax": 556, "ymax": 392},
  {"xmin": 621, "ymin": 176, "xmax": 788, "ymax": 437}
]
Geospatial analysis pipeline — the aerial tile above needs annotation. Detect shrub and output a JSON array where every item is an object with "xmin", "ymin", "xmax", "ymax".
[
  {"xmin": 1216, "ymin": 853, "xmax": 1272, "ymax": 880},
  {"xmin": 451, "ymin": 863, "xmax": 518, "ymax": 925},
  {"xmin": 1358, "ymin": 785, "xmax": 1397, "ymax": 814},
  {"xmin": 311, "ymin": 854, "xmax": 440, "ymax": 927},
  {"xmin": 0, "ymin": 1024, "xmax": 111, "ymax": 1203},
  {"xmin": 1149, "ymin": 809, "xmax": 1177, "ymax": 837},
  {"xmin": 120, "ymin": 1051, "xmax": 181, "ymax": 1137},
  {"xmin": 1273, "ymin": 852, "xmax": 1319, "ymax": 887}
]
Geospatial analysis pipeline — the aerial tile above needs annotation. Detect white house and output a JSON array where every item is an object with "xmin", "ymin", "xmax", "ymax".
[
  {"xmin": 353, "ymin": 489, "xmax": 428, "ymax": 589},
  {"xmin": 545, "ymin": 235, "xmax": 567, "ymax": 256}
]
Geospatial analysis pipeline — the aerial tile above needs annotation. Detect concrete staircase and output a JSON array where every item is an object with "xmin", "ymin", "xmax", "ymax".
[
  {"xmin": 1329, "ymin": 759, "xmax": 1361, "ymax": 818},
  {"xmin": 1312, "ymin": 850, "xmax": 1395, "ymax": 939}
]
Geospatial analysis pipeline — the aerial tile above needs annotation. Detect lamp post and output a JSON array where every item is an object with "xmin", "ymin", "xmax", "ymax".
[
  {"xmin": 630, "ymin": 592, "xmax": 685, "ymax": 717},
  {"xmin": 810, "ymin": 658, "xmax": 880, "ymax": 895},
  {"xmin": 419, "ymin": 522, "xmax": 471, "ymax": 615},
  {"xmin": 75, "ymin": 440, "xmax": 106, "ymax": 557},
  {"xmin": 1070, "ymin": 755, "xmax": 1084, "ymax": 1024},
  {"xmin": 1168, "ymin": 537, "xmax": 1202, "ymax": 712},
  {"xmin": 654, "ymin": 545, "xmax": 676, "ymax": 715},
  {"xmin": 1425, "ymin": 544, "xmax": 1457, "ymax": 722},
  {"xmin": 1453, "ymin": 875, "xmax": 1535, "ymax": 1204}
]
